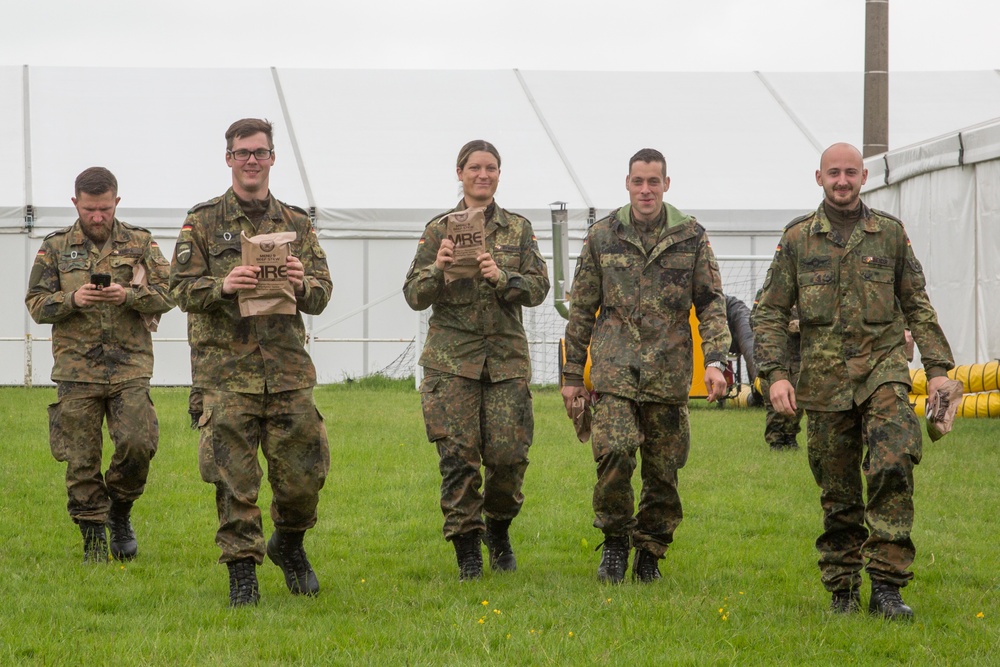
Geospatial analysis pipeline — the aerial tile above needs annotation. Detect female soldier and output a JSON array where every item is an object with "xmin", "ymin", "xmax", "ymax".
[{"xmin": 403, "ymin": 140, "xmax": 550, "ymax": 580}]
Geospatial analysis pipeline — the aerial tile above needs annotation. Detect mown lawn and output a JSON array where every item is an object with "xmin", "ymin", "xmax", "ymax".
[{"xmin": 0, "ymin": 381, "xmax": 996, "ymax": 666}]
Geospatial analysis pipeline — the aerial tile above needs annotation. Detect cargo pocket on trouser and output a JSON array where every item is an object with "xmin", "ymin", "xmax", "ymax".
[
  {"xmin": 419, "ymin": 374, "xmax": 449, "ymax": 443},
  {"xmin": 197, "ymin": 407, "xmax": 221, "ymax": 483},
  {"xmin": 47, "ymin": 399, "xmax": 68, "ymax": 462}
]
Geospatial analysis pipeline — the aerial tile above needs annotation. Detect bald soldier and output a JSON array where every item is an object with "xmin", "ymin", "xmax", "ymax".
[
  {"xmin": 26, "ymin": 167, "xmax": 174, "ymax": 563},
  {"xmin": 754, "ymin": 143, "xmax": 954, "ymax": 620}
]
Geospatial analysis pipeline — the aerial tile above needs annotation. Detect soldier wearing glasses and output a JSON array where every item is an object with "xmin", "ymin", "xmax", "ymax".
[{"xmin": 169, "ymin": 118, "xmax": 332, "ymax": 607}]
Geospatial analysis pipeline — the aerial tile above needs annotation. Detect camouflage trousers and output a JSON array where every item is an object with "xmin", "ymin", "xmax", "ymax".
[
  {"xmin": 47, "ymin": 379, "xmax": 158, "ymax": 523},
  {"xmin": 806, "ymin": 382, "xmax": 922, "ymax": 591},
  {"xmin": 419, "ymin": 370, "xmax": 533, "ymax": 541},
  {"xmin": 591, "ymin": 394, "xmax": 690, "ymax": 557},
  {"xmin": 198, "ymin": 388, "xmax": 330, "ymax": 564}
]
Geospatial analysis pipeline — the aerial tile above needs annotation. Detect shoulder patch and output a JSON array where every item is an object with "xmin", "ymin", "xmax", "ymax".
[
  {"xmin": 784, "ymin": 212, "xmax": 814, "ymax": 230},
  {"xmin": 43, "ymin": 225, "xmax": 74, "ymax": 240},
  {"xmin": 187, "ymin": 196, "xmax": 223, "ymax": 215}
]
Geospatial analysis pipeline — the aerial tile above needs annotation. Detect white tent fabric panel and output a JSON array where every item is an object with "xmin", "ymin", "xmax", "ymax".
[
  {"xmin": 26, "ymin": 67, "xmax": 307, "ymax": 231},
  {"xmin": 4, "ymin": 67, "xmax": 1000, "ymax": 384},
  {"xmin": 975, "ymin": 160, "xmax": 1000, "ymax": 361},
  {"xmin": 517, "ymin": 71, "xmax": 821, "ymax": 212},
  {"xmin": 277, "ymin": 69, "xmax": 580, "ymax": 212},
  {"xmin": 764, "ymin": 71, "xmax": 1000, "ymax": 153},
  {"xmin": 1, "ymin": 66, "xmax": 25, "ymax": 228}
]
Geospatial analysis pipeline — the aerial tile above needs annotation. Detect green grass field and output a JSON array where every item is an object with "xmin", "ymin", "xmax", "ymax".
[{"xmin": 1, "ymin": 381, "xmax": 997, "ymax": 666}]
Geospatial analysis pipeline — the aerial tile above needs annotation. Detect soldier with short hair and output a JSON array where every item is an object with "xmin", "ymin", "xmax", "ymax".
[
  {"xmin": 169, "ymin": 118, "xmax": 332, "ymax": 607},
  {"xmin": 561, "ymin": 148, "xmax": 730, "ymax": 584},
  {"xmin": 26, "ymin": 166, "xmax": 174, "ymax": 563},
  {"xmin": 403, "ymin": 140, "xmax": 550, "ymax": 581},
  {"xmin": 754, "ymin": 142, "xmax": 954, "ymax": 619}
]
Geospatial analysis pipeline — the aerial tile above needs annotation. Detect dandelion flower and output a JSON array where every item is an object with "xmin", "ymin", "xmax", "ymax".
[
  {"xmin": 493, "ymin": 609, "xmax": 502, "ymax": 615},
  {"xmin": 568, "ymin": 631, "xmax": 574, "ymax": 637},
  {"xmin": 739, "ymin": 591, "xmax": 744, "ymax": 595},
  {"xmin": 481, "ymin": 600, "xmax": 489, "ymax": 606},
  {"xmin": 478, "ymin": 618, "xmax": 485, "ymax": 625},
  {"xmin": 977, "ymin": 612, "xmax": 985, "ymax": 618},
  {"xmin": 506, "ymin": 633, "xmax": 511, "ymax": 639},
  {"xmin": 718, "ymin": 608, "xmax": 724, "ymax": 614}
]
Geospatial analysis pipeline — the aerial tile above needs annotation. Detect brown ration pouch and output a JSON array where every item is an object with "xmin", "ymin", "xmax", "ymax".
[
  {"xmin": 238, "ymin": 230, "xmax": 298, "ymax": 316},
  {"xmin": 443, "ymin": 207, "xmax": 486, "ymax": 284}
]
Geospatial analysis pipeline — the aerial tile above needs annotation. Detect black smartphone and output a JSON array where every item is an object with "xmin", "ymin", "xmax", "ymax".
[{"xmin": 90, "ymin": 273, "xmax": 112, "ymax": 289}]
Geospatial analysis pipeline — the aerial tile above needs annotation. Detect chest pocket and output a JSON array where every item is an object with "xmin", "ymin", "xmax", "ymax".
[
  {"xmin": 438, "ymin": 278, "xmax": 477, "ymax": 306},
  {"xmin": 110, "ymin": 254, "xmax": 138, "ymax": 283},
  {"xmin": 208, "ymin": 241, "xmax": 241, "ymax": 275},
  {"xmin": 656, "ymin": 251, "xmax": 694, "ymax": 311},
  {"xmin": 493, "ymin": 243, "xmax": 521, "ymax": 271},
  {"xmin": 798, "ymin": 269, "xmax": 836, "ymax": 325},
  {"xmin": 861, "ymin": 265, "xmax": 896, "ymax": 324},
  {"xmin": 600, "ymin": 253, "xmax": 636, "ymax": 307}
]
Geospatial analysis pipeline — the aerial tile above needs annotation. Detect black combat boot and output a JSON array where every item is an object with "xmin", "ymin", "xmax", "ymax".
[
  {"xmin": 227, "ymin": 558, "xmax": 260, "ymax": 607},
  {"xmin": 79, "ymin": 521, "xmax": 108, "ymax": 564},
  {"xmin": 452, "ymin": 531, "xmax": 483, "ymax": 581},
  {"xmin": 108, "ymin": 500, "xmax": 137, "ymax": 561},
  {"xmin": 869, "ymin": 581, "xmax": 914, "ymax": 620},
  {"xmin": 830, "ymin": 588, "xmax": 861, "ymax": 613},
  {"xmin": 484, "ymin": 518, "xmax": 516, "ymax": 572},
  {"xmin": 631, "ymin": 547, "xmax": 662, "ymax": 583},
  {"xmin": 596, "ymin": 535, "xmax": 630, "ymax": 584},
  {"xmin": 267, "ymin": 530, "xmax": 320, "ymax": 596}
]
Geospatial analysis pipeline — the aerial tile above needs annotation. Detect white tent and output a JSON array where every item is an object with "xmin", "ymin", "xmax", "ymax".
[{"xmin": 4, "ymin": 66, "xmax": 999, "ymax": 385}]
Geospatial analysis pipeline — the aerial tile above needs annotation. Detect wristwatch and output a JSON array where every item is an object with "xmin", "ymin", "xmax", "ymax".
[{"xmin": 706, "ymin": 361, "xmax": 727, "ymax": 372}]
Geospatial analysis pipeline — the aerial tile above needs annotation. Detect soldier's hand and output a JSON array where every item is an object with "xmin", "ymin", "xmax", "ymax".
[
  {"xmin": 704, "ymin": 367, "xmax": 727, "ymax": 402},
  {"xmin": 769, "ymin": 379, "xmax": 798, "ymax": 417},
  {"xmin": 561, "ymin": 385, "xmax": 589, "ymax": 418},
  {"xmin": 925, "ymin": 375, "xmax": 949, "ymax": 415},
  {"xmin": 477, "ymin": 252, "xmax": 500, "ymax": 284},
  {"xmin": 94, "ymin": 282, "xmax": 127, "ymax": 305},
  {"xmin": 73, "ymin": 282, "xmax": 126, "ymax": 307},
  {"xmin": 435, "ymin": 238, "xmax": 455, "ymax": 271},
  {"xmin": 222, "ymin": 265, "xmax": 260, "ymax": 295},
  {"xmin": 286, "ymin": 255, "xmax": 305, "ymax": 294}
]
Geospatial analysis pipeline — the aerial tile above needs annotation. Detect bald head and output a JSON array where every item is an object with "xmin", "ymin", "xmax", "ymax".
[{"xmin": 816, "ymin": 142, "xmax": 867, "ymax": 211}]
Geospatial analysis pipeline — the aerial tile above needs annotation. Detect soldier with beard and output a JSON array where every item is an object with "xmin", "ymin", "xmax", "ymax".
[
  {"xmin": 754, "ymin": 143, "xmax": 954, "ymax": 619},
  {"xmin": 26, "ymin": 167, "xmax": 174, "ymax": 563}
]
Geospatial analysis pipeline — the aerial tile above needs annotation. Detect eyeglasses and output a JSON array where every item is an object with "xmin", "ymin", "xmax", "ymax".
[{"xmin": 228, "ymin": 148, "xmax": 273, "ymax": 162}]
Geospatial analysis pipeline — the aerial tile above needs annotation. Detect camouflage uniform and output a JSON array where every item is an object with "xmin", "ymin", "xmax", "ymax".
[
  {"xmin": 562, "ymin": 204, "xmax": 730, "ymax": 556},
  {"xmin": 169, "ymin": 188, "xmax": 332, "ymax": 564},
  {"xmin": 403, "ymin": 201, "xmax": 550, "ymax": 540},
  {"xmin": 751, "ymin": 292, "xmax": 803, "ymax": 448},
  {"xmin": 25, "ymin": 219, "xmax": 173, "ymax": 523},
  {"xmin": 754, "ymin": 201, "xmax": 954, "ymax": 591}
]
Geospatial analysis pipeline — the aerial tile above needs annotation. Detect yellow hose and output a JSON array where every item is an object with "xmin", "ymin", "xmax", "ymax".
[
  {"xmin": 910, "ymin": 360, "xmax": 1000, "ymax": 394},
  {"xmin": 909, "ymin": 391, "xmax": 1000, "ymax": 418}
]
